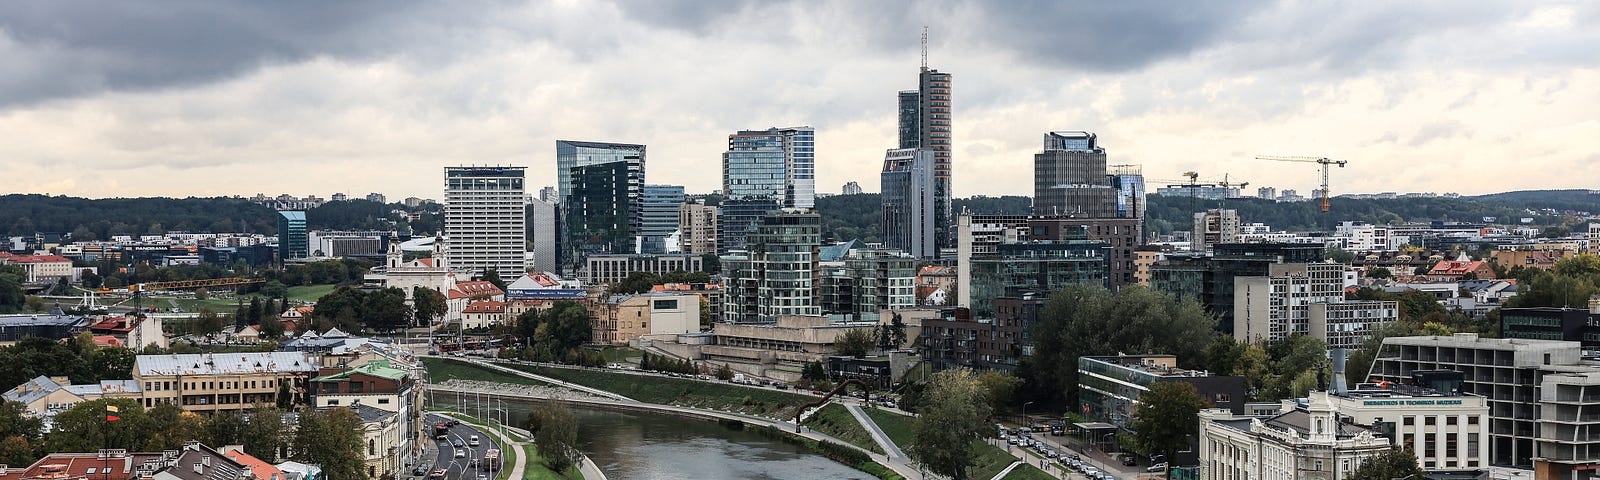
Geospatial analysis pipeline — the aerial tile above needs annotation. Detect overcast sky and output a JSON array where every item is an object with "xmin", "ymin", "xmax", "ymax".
[{"xmin": 2, "ymin": 1, "xmax": 1597, "ymax": 200}]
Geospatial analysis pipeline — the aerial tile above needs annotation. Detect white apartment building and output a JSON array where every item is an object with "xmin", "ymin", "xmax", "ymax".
[
  {"xmin": 444, "ymin": 166, "xmax": 527, "ymax": 276},
  {"xmin": 1235, "ymin": 262, "xmax": 1398, "ymax": 347}
]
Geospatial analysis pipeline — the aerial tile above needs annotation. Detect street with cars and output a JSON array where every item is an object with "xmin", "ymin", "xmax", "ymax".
[{"xmin": 416, "ymin": 414, "xmax": 503, "ymax": 480}]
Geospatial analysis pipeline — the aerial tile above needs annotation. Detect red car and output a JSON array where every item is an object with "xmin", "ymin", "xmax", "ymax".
[{"xmin": 429, "ymin": 469, "xmax": 446, "ymax": 479}]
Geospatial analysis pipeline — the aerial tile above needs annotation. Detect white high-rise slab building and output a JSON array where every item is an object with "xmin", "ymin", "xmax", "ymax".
[{"xmin": 444, "ymin": 166, "xmax": 527, "ymax": 276}]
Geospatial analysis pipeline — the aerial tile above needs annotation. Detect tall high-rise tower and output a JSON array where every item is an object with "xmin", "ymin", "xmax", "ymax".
[
  {"xmin": 555, "ymin": 140, "xmax": 646, "ymax": 271},
  {"xmin": 443, "ymin": 166, "xmax": 527, "ymax": 276},
  {"xmin": 720, "ymin": 126, "xmax": 815, "ymax": 253},
  {"xmin": 880, "ymin": 148, "xmax": 935, "ymax": 258},
  {"xmin": 897, "ymin": 68, "xmax": 952, "ymax": 255},
  {"xmin": 1034, "ymin": 131, "xmax": 1117, "ymax": 217}
]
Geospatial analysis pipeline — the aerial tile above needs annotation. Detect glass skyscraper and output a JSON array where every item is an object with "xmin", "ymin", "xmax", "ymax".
[
  {"xmin": 719, "ymin": 126, "xmax": 815, "ymax": 254},
  {"xmin": 898, "ymin": 69, "xmax": 952, "ymax": 255},
  {"xmin": 1033, "ymin": 131, "xmax": 1117, "ymax": 217},
  {"xmin": 880, "ymin": 148, "xmax": 935, "ymax": 258},
  {"xmin": 277, "ymin": 211, "xmax": 307, "ymax": 263},
  {"xmin": 638, "ymin": 184, "xmax": 685, "ymax": 254},
  {"xmin": 555, "ymin": 140, "xmax": 645, "ymax": 271}
]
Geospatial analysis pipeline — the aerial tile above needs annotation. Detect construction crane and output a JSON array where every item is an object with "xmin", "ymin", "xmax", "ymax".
[
  {"xmin": 1256, "ymin": 155, "xmax": 1347, "ymax": 213},
  {"xmin": 96, "ymin": 277, "xmax": 265, "ymax": 295}
]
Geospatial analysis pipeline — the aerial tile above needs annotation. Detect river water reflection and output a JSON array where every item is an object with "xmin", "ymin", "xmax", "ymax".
[{"xmin": 440, "ymin": 397, "xmax": 871, "ymax": 480}]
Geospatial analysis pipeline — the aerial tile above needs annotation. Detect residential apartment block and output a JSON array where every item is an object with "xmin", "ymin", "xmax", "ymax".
[{"xmin": 133, "ymin": 352, "xmax": 319, "ymax": 412}]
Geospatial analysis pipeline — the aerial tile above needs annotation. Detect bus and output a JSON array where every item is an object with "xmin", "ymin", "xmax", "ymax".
[
  {"xmin": 482, "ymin": 449, "xmax": 500, "ymax": 471},
  {"xmin": 433, "ymin": 423, "xmax": 450, "ymax": 439}
]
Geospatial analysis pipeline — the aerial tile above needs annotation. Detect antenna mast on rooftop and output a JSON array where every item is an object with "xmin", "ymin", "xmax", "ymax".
[{"xmin": 921, "ymin": 26, "xmax": 928, "ymax": 70}]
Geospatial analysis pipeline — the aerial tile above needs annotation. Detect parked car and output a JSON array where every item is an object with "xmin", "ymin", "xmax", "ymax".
[
  {"xmin": 429, "ymin": 469, "xmax": 445, "ymax": 479},
  {"xmin": 412, "ymin": 463, "xmax": 430, "ymax": 476},
  {"xmin": 1147, "ymin": 462, "xmax": 1168, "ymax": 472}
]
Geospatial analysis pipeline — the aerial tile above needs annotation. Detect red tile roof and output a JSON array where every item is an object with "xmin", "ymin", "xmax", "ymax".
[
  {"xmin": 7, "ymin": 255, "xmax": 71, "ymax": 263},
  {"xmin": 463, "ymin": 301, "xmax": 507, "ymax": 314},
  {"xmin": 1428, "ymin": 260, "xmax": 1491, "ymax": 277},
  {"xmin": 88, "ymin": 317, "xmax": 136, "ymax": 333},
  {"xmin": 223, "ymin": 450, "xmax": 284, "ymax": 480},
  {"xmin": 91, "ymin": 335, "xmax": 123, "ymax": 347}
]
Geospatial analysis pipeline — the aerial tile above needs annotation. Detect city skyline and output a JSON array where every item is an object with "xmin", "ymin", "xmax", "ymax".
[{"xmin": 2, "ymin": 1, "xmax": 1596, "ymax": 200}]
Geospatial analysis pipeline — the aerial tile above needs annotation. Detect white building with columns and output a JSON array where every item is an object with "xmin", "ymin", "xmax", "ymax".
[{"xmin": 1199, "ymin": 390, "xmax": 1392, "ymax": 480}]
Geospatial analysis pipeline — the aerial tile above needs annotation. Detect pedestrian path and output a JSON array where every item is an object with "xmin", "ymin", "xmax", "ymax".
[{"xmin": 846, "ymin": 403, "xmax": 908, "ymax": 460}]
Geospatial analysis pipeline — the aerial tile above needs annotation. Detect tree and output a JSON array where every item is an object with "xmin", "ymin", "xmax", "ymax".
[
  {"xmin": 1131, "ymin": 382, "xmax": 1202, "ymax": 464},
  {"xmin": 834, "ymin": 329, "xmax": 875, "ymax": 358},
  {"xmin": 412, "ymin": 286, "xmax": 447, "ymax": 326},
  {"xmin": 293, "ymin": 407, "xmax": 365, "ymax": 480},
  {"xmin": 1326, "ymin": 247, "xmax": 1356, "ymax": 264},
  {"xmin": 361, "ymin": 287, "xmax": 412, "ymax": 333},
  {"xmin": 802, "ymin": 361, "xmax": 827, "ymax": 382},
  {"xmin": 243, "ymin": 407, "xmax": 285, "ymax": 462},
  {"xmin": 195, "ymin": 287, "xmax": 210, "ymax": 301},
  {"xmin": 611, "ymin": 271, "xmax": 661, "ymax": 295},
  {"xmin": 1421, "ymin": 321, "xmax": 1454, "ymax": 336},
  {"xmin": 976, "ymin": 371, "xmax": 1023, "ymax": 416},
  {"xmin": 44, "ymin": 398, "xmax": 148, "ymax": 453},
  {"xmin": 205, "ymin": 410, "xmax": 248, "ymax": 448},
  {"xmin": 1350, "ymin": 447, "xmax": 1424, "ymax": 480},
  {"xmin": 888, "ymin": 314, "xmax": 909, "ymax": 349},
  {"xmin": 1028, "ymin": 285, "xmax": 1217, "ymax": 408},
  {"xmin": 144, "ymin": 403, "xmax": 205, "ymax": 451},
  {"xmin": 262, "ymin": 280, "xmax": 289, "ymax": 300},
  {"xmin": 908, "ymin": 368, "xmax": 991, "ymax": 480},
  {"xmin": 259, "ymin": 314, "xmax": 285, "ymax": 339},
  {"xmin": 1, "ymin": 400, "xmax": 43, "ymax": 465},
  {"xmin": 194, "ymin": 308, "xmax": 227, "ymax": 340},
  {"xmin": 481, "ymin": 268, "xmax": 508, "ymax": 291},
  {"xmin": 535, "ymin": 400, "xmax": 579, "ymax": 473},
  {"xmin": 1366, "ymin": 267, "xmax": 1392, "ymax": 279},
  {"xmin": 276, "ymin": 381, "xmax": 294, "ymax": 409},
  {"xmin": 716, "ymin": 364, "xmax": 734, "ymax": 381}
]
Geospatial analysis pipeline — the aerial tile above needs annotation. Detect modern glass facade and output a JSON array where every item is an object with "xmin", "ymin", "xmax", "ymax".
[
  {"xmin": 555, "ymin": 140, "xmax": 645, "ymax": 272},
  {"xmin": 1034, "ymin": 131, "xmax": 1117, "ymax": 218},
  {"xmin": 897, "ymin": 70, "xmax": 952, "ymax": 255},
  {"xmin": 818, "ymin": 247, "xmax": 917, "ymax": 322},
  {"xmin": 1107, "ymin": 164, "xmax": 1145, "ymax": 221},
  {"xmin": 443, "ymin": 166, "xmax": 527, "ymax": 276},
  {"xmin": 720, "ymin": 127, "xmax": 815, "ymax": 253},
  {"xmin": 721, "ymin": 209, "xmax": 822, "ymax": 323},
  {"xmin": 880, "ymin": 147, "xmax": 935, "ymax": 258},
  {"xmin": 966, "ymin": 240, "xmax": 1110, "ymax": 318},
  {"xmin": 639, "ymin": 184, "xmax": 685, "ymax": 254},
  {"xmin": 277, "ymin": 211, "xmax": 307, "ymax": 263},
  {"xmin": 565, "ymin": 162, "xmax": 632, "ymax": 259}
]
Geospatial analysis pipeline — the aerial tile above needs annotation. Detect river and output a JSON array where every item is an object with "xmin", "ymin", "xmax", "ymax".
[{"xmin": 435, "ymin": 396, "xmax": 872, "ymax": 480}]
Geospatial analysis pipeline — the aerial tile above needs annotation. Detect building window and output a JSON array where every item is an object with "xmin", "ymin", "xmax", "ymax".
[
  {"xmin": 1403, "ymin": 417, "xmax": 1414, "ymax": 425},
  {"xmin": 1425, "ymin": 416, "xmax": 1436, "ymax": 425},
  {"xmin": 1447, "ymin": 416, "xmax": 1457, "ymax": 425}
]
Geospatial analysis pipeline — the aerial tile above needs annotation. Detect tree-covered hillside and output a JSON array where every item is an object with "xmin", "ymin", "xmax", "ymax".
[
  {"xmin": 815, "ymin": 194, "xmax": 1032, "ymax": 243},
  {"xmin": 1144, "ymin": 194, "xmax": 1573, "ymax": 235},
  {"xmin": 0, "ymin": 195, "xmax": 442, "ymax": 239}
]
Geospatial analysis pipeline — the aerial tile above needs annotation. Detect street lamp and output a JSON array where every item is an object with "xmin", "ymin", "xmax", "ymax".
[{"xmin": 1022, "ymin": 401, "xmax": 1035, "ymax": 425}]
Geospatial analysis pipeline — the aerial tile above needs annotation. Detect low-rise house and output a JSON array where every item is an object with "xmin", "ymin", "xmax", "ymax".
[
  {"xmin": 3, "ymin": 376, "xmax": 142, "ymax": 431},
  {"xmin": 86, "ymin": 316, "xmax": 168, "ymax": 350}
]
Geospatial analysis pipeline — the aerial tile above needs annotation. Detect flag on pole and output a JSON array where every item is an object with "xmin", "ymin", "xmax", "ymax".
[{"xmin": 106, "ymin": 405, "xmax": 120, "ymax": 422}]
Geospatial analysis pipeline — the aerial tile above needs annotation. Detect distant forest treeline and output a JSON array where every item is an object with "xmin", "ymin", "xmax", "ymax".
[
  {"xmin": 0, "ymin": 195, "xmax": 440, "ymax": 240},
  {"xmin": 3, "ymin": 189, "xmax": 1594, "ymax": 244}
]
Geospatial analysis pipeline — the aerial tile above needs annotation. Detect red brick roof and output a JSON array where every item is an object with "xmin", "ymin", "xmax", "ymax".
[
  {"xmin": 463, "ymin": 301, "xmax": 506, "ymax": 314},
  {"xmin": 7, "ymin": 254, "xmax": 71, "ymax": 263},
  {"xmin": 1428, "ymin": 260, "xmax": 1490, "ymax": 277},
  {"xmin": 223, "ymin": 450, "xmax": 285, "ymax": 480},
  {"xmin": 454, "ymin": 281, "xmax": 503, "ymax": 296},
  {"xmin": 91, "ymin": 335, "xmax": 123, "ymax": 347}
]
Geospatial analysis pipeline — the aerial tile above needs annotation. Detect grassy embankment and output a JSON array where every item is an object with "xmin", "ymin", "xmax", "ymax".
[
  {"xmin": 597, "ymin": 346, "xmax": 642, "ymax": 365},
  {"xmin": 861, "ymin": 406, "xmax": 1015, "ymax": 480},
  {"xmin": 500, "ymin": 362, "xmax": 816, "ymax": 419},
  {"xmin": 800, "ymin": 404, "xmax": 884, "ymax": 454},
  {"xmin": 1000, "ymin": 463, "xmax": 1056, "ymax": 480},
  {"xmin": 422, "ymin": 357, "xmax": 553, "ymax": 387}
]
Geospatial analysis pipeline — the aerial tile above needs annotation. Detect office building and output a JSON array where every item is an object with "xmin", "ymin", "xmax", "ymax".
[
  {"xmin": 1199, "ymin": 391, "xmax": 1393, "ymax": 480},
  {"xmin": 277, "ymin": 211, "xmax": 307, "ymax": 263},
  {"xmin": 443, "ymin": 166, "xmax": 527, "ymax": 276},
  {"xmin": 898, "ymin": 68, "xmax": 953, "ymax": 253},
  {"xmin": 817, "ymin": 244, "xmax": 917, "ymax": 322},
  {"xmin": 1368, "ymin": 333, "xmax": 1598, "ymax": 468},
  {"xmin": 1034, "ymin": 131, "xmax": 1117, "ymax": 218},
  {"xmin": 581, "ymin": 254, "xmax": 704, "ymax": 285},
  {"xmin": 1150, "ymin": 243, "xmax": 1326, "ymax": 335},
  {"xmin": 956, "ymin": 215, "xmax": 1110, "ymax": 318},
  {"xmin": 721, "ymin": 209, "xmax": 822, "ymax": 323},
  {"xmin": 1029, "ymin": 216, "xmax": 1143, "ymax": 289},
  {"xmin": 678, "ymin": 201, "xmax": 718, "ymax": 255},
  {"xmin": 527, "ymin": 196, "xmax": 558, "ymax": 273},
  {"xmin": 1078, "ymin": 355, "xmax": 1248, "ymax": 430},
  {"xmin": 555, "ymin": 140, "xmax": 646, "ymax": 270},
  {"xmin": 1234, "ymin": 262, "xmax": 1398, "ymax": 347},
  {"xmin": 1500, "ymin": 307, "xmax": 1600, "ymax": 349},
  {"xmin": 1326, "ymin": 372, "xmax": 1491, "ymax": 472},
  {"xmin": 306, "ymin": 230, "xmax": 387, "ymax": 258},
  {"xmin": 590, "ymin": 292, "xmax": 701, "ymax": 344},
  {"xmin": 1107, "ymin": 164, "xmax": 1145, "ymax": 220},
  {"xmin": 638, "ymin": 185, "xmax": 685, "ymax": 254},
  {"xmin": 842, "ymin": 181, "xmax": 863, "ymax": 195},
  {"xmin": 1157, "ymin": 184, "xmax": 1240, "ymax": 201},
  {"xmin": 565, "ymin": 161, "xmax": 633, "ymax": 258},
  {"xmin": 720, "ymin": 127, "xmax": 815, "ymax": 253},
  {"xmin": 880, "ymin": 147, "xmax": 936, "ymax": 258},
  {"xmin": 1193, "ymin": 209, "xmax": 1241, "ymax": 254}
]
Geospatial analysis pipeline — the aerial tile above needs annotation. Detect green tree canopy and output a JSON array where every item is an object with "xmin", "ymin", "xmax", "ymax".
[
  {"xmin": 1350, "ymin": 447, "xmax": 1424, "ymax": 480},
  {"xmin": 833, "ymin": 329, "xmax": 875, "ymax": 358},
  {"xmin": 1131, "ymin": 381, "xmax": 1202, "ymax": 463},
  {"xmin": 535, "ymin": 400, "xmax": 579, "ymax": 473},
  {"xmin": 909, "ymin": 368, "xmax": 992, "ymax": 480},
  {"xmin": 412, "ymin": 286, "xmax": 448, "ymax": 326},
  {"xmin": 1028, "ymin": 284, "xmax": 1217, "ymax": 408},
  {"xmin": 293, "ymin": 407, "xmax": 365, "ymax": 480}
]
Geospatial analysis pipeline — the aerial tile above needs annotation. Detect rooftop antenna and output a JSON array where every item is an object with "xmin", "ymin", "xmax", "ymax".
[{"xmin": 920, "ymin": 26, "xmax": 928, "ymax": 70}]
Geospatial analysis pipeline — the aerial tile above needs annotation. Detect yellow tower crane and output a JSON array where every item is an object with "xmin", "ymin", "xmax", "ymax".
[{"xmin": 1256, "ymin": 155, "xmax": 1347, "ymax": 212}]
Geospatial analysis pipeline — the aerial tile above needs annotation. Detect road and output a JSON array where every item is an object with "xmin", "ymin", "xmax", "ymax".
[{"xmin": 420, "ymin": 413, "xmax": 504, "ymax": 480}]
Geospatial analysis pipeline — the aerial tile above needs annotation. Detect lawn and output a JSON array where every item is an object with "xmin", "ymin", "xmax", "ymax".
[
  {"xmin": 520, "ymin": 444, "xmax": 583, "ymax": 480},
  {"xmin": 860, "ymin": 407, "xmax": 1014, "ymax": 480},
  {"xmin": 861, "ymin": 407, "xmax": 915, "ymax": 448},
  {"xmin": 423, "ymin": 357, "xmax": 554, "ymax": 387},
  {"xmin": 500, "ymin": 362, "xmax": 816, "ymax": 419},
  {"xmin": 597, "ymin": 346, "xmax": 642, "ymax": 365},
  {"xmin": 800, "ymin": 404, "xmax": 883, "ymax": 454},
  {"xmin": 285, "ymin": 283, "xmax": 340, "ymax": 303},
  {"xmin": 999, "ymin": 463, "xmax": 1056, "ymax": 480}
]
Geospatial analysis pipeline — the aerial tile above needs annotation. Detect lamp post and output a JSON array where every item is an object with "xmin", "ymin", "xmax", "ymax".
[{"xmin": 1022, "ymin": 401, "xmax": 1035, "ymax": 426}]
